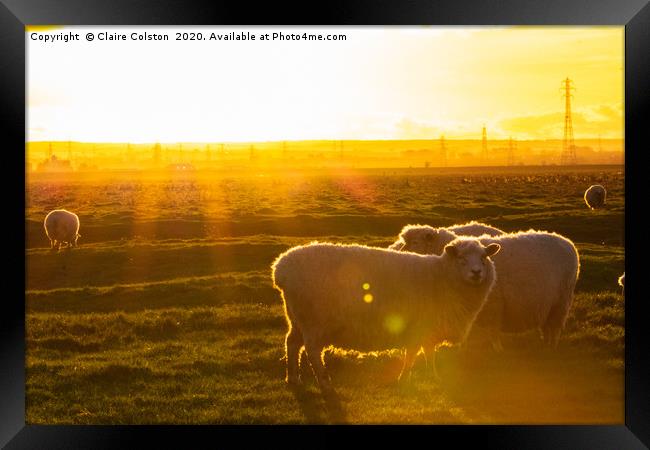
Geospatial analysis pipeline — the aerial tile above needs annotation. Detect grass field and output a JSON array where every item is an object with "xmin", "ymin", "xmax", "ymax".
[{"xmin": 25, "ymin": 165, "xmax": 625, "ymax": 424}]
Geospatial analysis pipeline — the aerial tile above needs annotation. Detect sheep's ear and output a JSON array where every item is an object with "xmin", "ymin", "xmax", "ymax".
[
  {"xmin": 390, "ymin": 240, "xmax": 405, "ymax": 251},
  {"xmin": 484, "ymin": 243, "xmax": 500, "ymax": 257},
  {"xmin": 444, "ymin": 244, "xmax": 458, "ymax": 258}
]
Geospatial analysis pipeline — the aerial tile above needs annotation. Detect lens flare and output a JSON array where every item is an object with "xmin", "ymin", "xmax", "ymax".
[{"xmin": 385, "ymin": 314, "xmax": 405, "ymax": 334}]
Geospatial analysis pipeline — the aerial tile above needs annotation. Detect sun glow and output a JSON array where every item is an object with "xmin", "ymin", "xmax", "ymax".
[{"xmin": 28, "ymin": 26, "xmax": 623, "ymax": 144}]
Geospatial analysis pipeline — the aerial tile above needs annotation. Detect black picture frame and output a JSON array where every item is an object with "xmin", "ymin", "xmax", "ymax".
[{"xmin": 3, "ymin": 0, "xmax": 648, "ymax": 447}]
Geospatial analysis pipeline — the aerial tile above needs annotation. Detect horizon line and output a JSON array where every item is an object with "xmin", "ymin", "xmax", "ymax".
[{"xmin": 27, "ymin": 137, "xmax": 625, "ymax": 145}]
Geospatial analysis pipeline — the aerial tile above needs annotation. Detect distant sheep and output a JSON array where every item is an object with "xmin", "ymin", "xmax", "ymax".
[
  {"xmin": 271, "ymin": 238, "xmax": 500, "ymax": 394},
  {"xmin": 392, "ymin": 225, "xmax": 580, "ymax": 351},
  {"xmin": 618, "ymin": 272, "xmax": 624, "ymax": 294},
  {"xmin": 44, "ymin": 209, "xmax": 80, "ymax": 250},
  {"xmin": 389, "ymin": 221, "xmax": 502, "ymax": 251},
  {"xmin": 584, "ymin": 184, "xmax": 606, "ymax": 209}
]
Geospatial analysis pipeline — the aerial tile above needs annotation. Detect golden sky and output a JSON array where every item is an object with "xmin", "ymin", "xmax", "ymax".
[{"xmin": 27, "ymin": 26, "xmax": 623, "ymax": 142}]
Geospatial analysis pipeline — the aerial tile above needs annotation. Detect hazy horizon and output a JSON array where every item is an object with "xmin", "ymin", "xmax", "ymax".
[{"xmin": 27, "ymin": 137, "xmax": 624, "ymax": 171}]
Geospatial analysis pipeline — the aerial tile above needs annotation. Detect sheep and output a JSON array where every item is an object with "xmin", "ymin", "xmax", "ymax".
[
  {"xmin": 391, "ymin": 225, "xmax": 580, "ymax": 352},
  {"xmin": 618, "ymin": 272, "xmax": 625, "ymax": 294},
  {"xmin": 271, "ymin": 238, "xmax": 500, "ymax": 394},
  {"xmin": 44, "ymin": 209, "xmax": 81, "ymax": 250},
  {"xmin": 584, "ymin": 184, "xmax": 606, "ymax": 209},
  {"xmin": 388, "ymin": 224, "xmax": 459, "ymax": 254},
  {"xmin": 447, "ymin": 221, "xmax": 504, "ymax": 237},
  {"xmin": 388, "ymin": 221, "xmax": 502, "ymax": 251}
]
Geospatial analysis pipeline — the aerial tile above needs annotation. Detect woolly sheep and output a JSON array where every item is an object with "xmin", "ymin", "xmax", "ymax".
[
  {"xmin": 389, "ymin": 221, "xmax": 502, "ymax": 251},
  {"xmin": 448, "ymin": 221, "xmax": 504, "ymax": 238},
  {"xmin": 389, "ymin": 224, "xmax": 458, "ymax": 253},
  {"xmin": 44, "ymin": 209, "xmax": 81, "ymax": 250},
  {"xmin": 391, "ymin": 225, "xmax": 580, "ymax": 351},
  {"xmin": 271, "ymin": 238, "xmax": 500, "ymax": 394},
  {"xmin": 584, "ymin": 184, "xmax": 606, "ymax": 209},
  {"xmin": 618, "ymin": 272, "xmax": 625, "ymax": 294}
]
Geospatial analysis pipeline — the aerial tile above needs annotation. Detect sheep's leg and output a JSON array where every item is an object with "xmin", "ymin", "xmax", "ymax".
[
  {"xmin": 491, "ymin": 338, "xmax": 504, "ymax": 353},
  {"xmin": 304, "ymin": 340, "xmax": 333, "ymax": 395},
  {"xmin": 49, "ymin": 239, "xmax": 56, "ymax": 250},
  {"xmin": 285, "ymin": 325, "xmax": 304, "ymax": 385},
  {"xmin": 422, "ymin": 343, "xmax": 440, "ymax": 381},
  {"xmin": 542, "ymin": 297, "xmax": 573, "ymax": 348},
  {"xmin": 397, "ymin": 346, "xmax": 419, "ymax": 384},
  {"xmin": 543, "ymin": 327, "xmax": 561, "ymax": 348},
  {"xmin": 488, "ymin": 328, "xmax": 504, "ymax": 353},
  {"xmin": 429, "ymin": 350, "xmax": 439, "ymax": 382},
  {"xmin": 426, "ymin": 345, "xmax": 441, "ymax": 382}
]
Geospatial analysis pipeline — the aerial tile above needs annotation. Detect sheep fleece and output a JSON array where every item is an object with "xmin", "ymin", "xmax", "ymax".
[
  {"xmin": 44, "ymin": 209, "xmax": 80, "ymax": 247},
  {"xmin": 447, "ymin": 221, "xmax": 504, "ymax": 237},
  {"xmin": 395, "ymin": 226, "xmax": 580, "ymax": 336},
  {"xmin": 272, "ymin": 241, "xmax": 496, "ymax": 352}
]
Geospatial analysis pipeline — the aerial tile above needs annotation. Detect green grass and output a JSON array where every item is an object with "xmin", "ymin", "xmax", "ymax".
[
  {"xmin": 26, "ymin": 291, "xmax": 624, "ymax": 424},
  {"xmin": 26, "ymin": 166, "xmax": 625, "ymax": 424}
]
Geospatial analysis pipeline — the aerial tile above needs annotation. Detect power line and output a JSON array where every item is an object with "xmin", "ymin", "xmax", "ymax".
[
  {"xmin": 507, "ymin": 136, "xmax": 517, "ymax": 166},
  {"xmin": 481, "ymin": 124, "xmax": 488, "ymax": 162},
  {"xmin": 560, "ymin": 77, "xmax": 577, "ymax": 165},
  {"xmin": 440, "ymin": 135, "xmax": 447, "ymax": 167}
]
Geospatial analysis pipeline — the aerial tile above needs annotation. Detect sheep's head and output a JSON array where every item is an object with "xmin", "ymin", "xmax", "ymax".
[
  {"xmin": 444, "ymin": 238, "xmax": 500, "ymax": 286},
  {"xmin": 394, "ymin": 225, "xmax": 456, "ymax": 255}
]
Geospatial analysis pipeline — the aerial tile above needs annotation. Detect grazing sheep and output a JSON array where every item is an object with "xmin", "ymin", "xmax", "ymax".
[
  {"xmin": 271, "ymin": 238, "xmax": 500, "ymax": 394},
  {"xmin": 584, "ymin": 184, "xmax": 607, "ymax": 209},
  {"xmin": 44, "ymin": 209, "xmax": 81, "ymax": 250},
  {"xmin": 389, "ymin": 221, "xmax": 502, "ymax": 251},
  {"xmin": 392, "ymin": 225, "xmax": 580, "ymax": 351},
  {"xmin": 618, "ymin": 272, "xmax": 625, "ymax": 294}
]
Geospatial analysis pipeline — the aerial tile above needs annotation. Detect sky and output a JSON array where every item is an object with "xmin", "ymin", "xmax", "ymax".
[{"xmin": 27, "ymin": 26, "xmax": 624, "ymax": 143}]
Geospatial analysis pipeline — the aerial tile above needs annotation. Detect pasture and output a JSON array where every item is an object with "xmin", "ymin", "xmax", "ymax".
[{"xmin": 25, "ymin": 165, "xmax": 624, "ymax": 424}]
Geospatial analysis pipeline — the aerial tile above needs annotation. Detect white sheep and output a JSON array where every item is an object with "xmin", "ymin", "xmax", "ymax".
[
  {"xmin": 44, "ymin": 209, "xmax": 81, "ymax": 250},
  {"xmin": 618, "ymin": 272, "xmax": 624, "ymax": 294},
  {"xmin": 584, "ymin": 184, "xmax": 606, "ymax": 209},
  {"xmin": 388, "ymin": 224, "xmax": 459, "ymax": 253},
  {"xmin": 271, "ymin": 238, "xmax": 500, "ymax": 394},
  {"xmin": 391, "ymin": 225, "xmax": 580, "ymax": 352},
  {"xmin": 389, "ymin": 221, "xmax": 502, "ymax": 251},
  {"xmin": 448, "ymin": 220, "xmax": 504, "ymax": 237}
]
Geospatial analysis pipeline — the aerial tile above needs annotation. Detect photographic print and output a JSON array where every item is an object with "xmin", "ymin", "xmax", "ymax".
[{"xmin": 25, "ymin": 26, "xmax": 625, "ymax": 425}]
